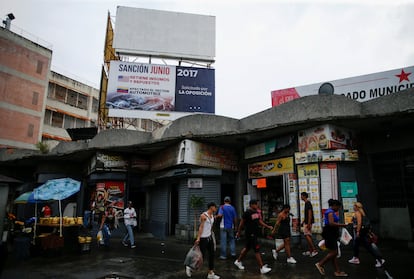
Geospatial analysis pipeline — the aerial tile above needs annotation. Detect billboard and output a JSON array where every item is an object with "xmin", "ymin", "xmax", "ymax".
[
  {"xmin": 151, "ymin": 139, "xmax": 238, "ymax": 171},
  {"xmin": 271, "ymin": 65, "xmax": 414, "ymax": 106},
  {"xmin": 106, "ymin": 61, "xmax": 215, "ymax": 119},
  {"xmin": 113, "ymin": 6, "xmax": 215, "ymax": 61}
]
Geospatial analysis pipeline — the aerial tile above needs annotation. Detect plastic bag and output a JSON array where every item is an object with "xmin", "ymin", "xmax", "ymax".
[
  {"xmin": 275, "ymin": 238, "xmax": 285, "ymax": 252},
  {"xmin": 184, "ymin": 245, "xmax": 203, "ymax": 271},
  {"xmin": 340, "ymin": 228, "xmax": 352, "ymax": 245},
  {"xmin": 318, "ymin": 239, "xmax": 327, "ymax": 251},
  {"xmin": 97, "ymin": 230, "xmax": 104, "ymax": 245}
]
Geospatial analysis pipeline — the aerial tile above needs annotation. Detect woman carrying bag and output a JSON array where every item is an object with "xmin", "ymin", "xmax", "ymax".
[
  {"xmin": 315, "ymin": 199, "xmax": 349, "ymax": 277},
  {"xmin": 348, "ymin": 202, "xmax": 385, "ymax": 268}
]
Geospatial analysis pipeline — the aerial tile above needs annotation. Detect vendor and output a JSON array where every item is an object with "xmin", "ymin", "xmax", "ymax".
[{"xmin": 42, "ymin": 204, "xmax": 52, "ymax": 217}]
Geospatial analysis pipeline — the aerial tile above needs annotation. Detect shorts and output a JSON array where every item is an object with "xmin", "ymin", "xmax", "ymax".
[
  {"xmin": 245, "ymin": 234, "xmax": 261, "ymax": 253},
  {"xmin": 303, "ymin": 224, "xmax": 313, "ymax": 236}
]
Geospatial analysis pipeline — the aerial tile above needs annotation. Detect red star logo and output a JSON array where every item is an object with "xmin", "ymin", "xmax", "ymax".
[{"xmin": 395, "ymin": 69, "xmax": 411, "ymax": 83}]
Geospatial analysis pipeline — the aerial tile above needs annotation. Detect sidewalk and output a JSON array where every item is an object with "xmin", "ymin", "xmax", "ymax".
[{"xmin": 1, "ymin": 233, "xmax": 412, "ymax": 279}]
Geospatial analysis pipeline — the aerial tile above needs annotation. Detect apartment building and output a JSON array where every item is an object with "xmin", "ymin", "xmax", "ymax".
[
  {"xmin": 43, "ymin": 71, "xmax": 99, "ymax": 144},
  {"xmin": 0, "ymin": 27, "xmax": 52, "ymax": 149},
  {"xmin": 1, "ymin": 26, "xmax": 99, "ymax": 150}
]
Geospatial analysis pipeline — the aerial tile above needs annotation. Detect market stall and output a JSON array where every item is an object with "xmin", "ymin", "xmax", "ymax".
[{"xmin": 30, "ymin": 178, "xmax": 85, "ymax": 253}]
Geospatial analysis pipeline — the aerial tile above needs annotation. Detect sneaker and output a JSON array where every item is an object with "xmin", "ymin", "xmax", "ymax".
[
  {"xmin": 272, "ymin": 249, "xmax": 278, "ymax": 260},
  {"xmin": 234, "ymin": 260, "xmax": 245, "ymax": 270},
  {"xmin": 131, "ymin": 245, "xmax": 136, "ymax": 248},
  {"xmin": 302, "ymin": 251, "xmax": 311, "ymax": 256},
  {"xmin": 287, "ymin": 257, "xmax": 297, "ymax": 264},
  {"xmin": 219, "ymin": 256, "xmax": 227, "ymax": 260},
  {"xmin": 207, "ymin": 273, "xmax": 220, "ymax": 279},
  {"xmin": 310, "ymin": 251, "xmax": 319, "ymax": 257},
  {"xmin": 122, "ymin": 241, "xmax": 128, "ymax": 247},
  {"xmin": 260, "ymin": 265, "xmax": 272, "ymax": 274},
  {"xmin": 348, "ymin": 257, "xmax": 360, "ymax": 264},
  {"xmin": 375, "ymin": 259, "xmax": 385, "ymax": 268},
  {"xmin": 185, "ymin": 266, "xmax": 192, "ymax": 277}
]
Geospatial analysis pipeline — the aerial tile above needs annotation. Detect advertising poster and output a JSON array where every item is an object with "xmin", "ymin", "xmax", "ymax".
[
  {"xmin": 288, "ymin": 174, "xmax": 300, "ymax": 236},
  {"xmin": 248, "ymin": 157, "xmax": 294, "ymax": 178},
  {"xmin": 298, "ymin": 164, "xmax": 322, "ymax": 233},
  {"xmin": 175, "ymin": 66, "xmax": 215, "ymax": 113},
  {"xmin": 95, "ymin": 181, "xmax": 125, "ymax": 218},
  {"xmin": 271, "ymin": 65, "xmax": 414, "ymax": 106},
  {"xmin": 298, "ymin": 124, "xmax": 353, "ymax": 152},
  {"xmin": 107, "ymin": 61, "xmax": 176, "ymax": 112}
]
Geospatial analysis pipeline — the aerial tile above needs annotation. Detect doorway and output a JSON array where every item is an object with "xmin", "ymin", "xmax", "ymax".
[{"xmin": 169, "ymin": 184, "xmax": 179, "ymax": 235}]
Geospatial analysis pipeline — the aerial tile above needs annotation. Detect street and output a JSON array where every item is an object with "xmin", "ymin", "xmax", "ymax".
[{"xmin": 1, "ymin": 233, "xmax": 412, "ymax": 279}]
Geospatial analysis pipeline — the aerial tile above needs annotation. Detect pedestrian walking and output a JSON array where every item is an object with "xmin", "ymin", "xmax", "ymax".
[
  {"xmin": 234, "ymin": 199, "xmax": 273, "ymax": 274},
  {"xmin": 271, "ymin": 204, "xmax": 297, "ymax": 264},
  {"xmin": 301, "ymin": 192, "xmax": 318, "ymax": 257},
  {"xmin": 315, "ymin": 199, "xmax": 349, "ymax": 277},
  {"xmin": 99, "ymin": 206, "xmax": 116, "ymax": 247},
  {"xmin": 122, "ymin": 201, "xmax": 137, "ymax": 248},
  {"xmin": 216, "ymin": 196, "xmax": 237, "ymax": 260},
  {"xmin": 348, "ymin": 202, "xmax": 386, "ymax": 268},
  {"xmin": 186, "ymin": 202, "xmax": 220, "ymax": 279}
]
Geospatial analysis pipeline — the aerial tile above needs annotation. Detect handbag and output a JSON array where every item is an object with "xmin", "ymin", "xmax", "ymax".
[
  {"xmin": 340, "ymin": 227, "xmax": 352, "ymax": 245},
  {"xmin": 367, "ymin": 230, "xmax": 378, "ymax": 244}
]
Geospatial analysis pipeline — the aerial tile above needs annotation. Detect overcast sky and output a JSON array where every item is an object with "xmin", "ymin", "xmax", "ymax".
[{"xmin": 2, "ymin": 0, "xmax": 414, "ymax": 119}]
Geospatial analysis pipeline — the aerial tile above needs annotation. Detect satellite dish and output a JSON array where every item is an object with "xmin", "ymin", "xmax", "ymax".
[{"xmin": 318, "ymin": 82, "xmax": 334, "ymax": 95}]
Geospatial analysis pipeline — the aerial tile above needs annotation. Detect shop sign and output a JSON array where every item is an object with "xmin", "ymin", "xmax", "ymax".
[
  {"xmin": 271, "ymin": 65, "xmax": 414, "ymax": 104},
  {"xmin": 151, "ymin": 139, "xmax": 238, "ymax": 171},
  {"xmin": 90, "ymin": 152, "xmax": 128, "ymax": 172},
  {"xmin": 295, "ymin": 149, "xmax": 358, "ymax": 164},
  {"xmin": 188, "ymin": 178, "xmax": 203, "ymax": 189},
  {"xmin": 248, "ymin": 157, "xmax": 294, "ymax": 178},
  {"xmin": 298, "ymin": 124, "xmax": 353, "ymax": 152},
  {"xmin": 340, "ymin": 181, "xmax": 358, "ymax": 198}
]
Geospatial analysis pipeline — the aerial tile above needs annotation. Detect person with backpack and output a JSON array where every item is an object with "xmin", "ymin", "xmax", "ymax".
[
  {"xmin": 216, "ymin": 196, "xmax": 237, "ymax": 260},
  {"xmin": 348, "ymin": 202, "xmax": 386, "ymax": 268}
]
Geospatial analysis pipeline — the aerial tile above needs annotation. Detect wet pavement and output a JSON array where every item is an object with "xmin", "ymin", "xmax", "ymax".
[{"xmin": 1, "ymin": 233, "xmax": 413, "ymax": 279}]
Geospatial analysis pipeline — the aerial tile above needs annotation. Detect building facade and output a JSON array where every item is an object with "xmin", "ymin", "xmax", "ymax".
[
  {"xmin": 1, "ymin": 91, "xmax": 413, "ymax": 244},
  {"xmin": 0, "ymin": 27, "xmax": 52, "ymax": 149},
  {"xmin": 44, "ymin": 71, "xmax": 99, "ymax": 144}
]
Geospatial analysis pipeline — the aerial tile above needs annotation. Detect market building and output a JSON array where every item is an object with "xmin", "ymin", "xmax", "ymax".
[{"xmin": 1, "ymin": 91, "xmax": 414, "ymax": 246}]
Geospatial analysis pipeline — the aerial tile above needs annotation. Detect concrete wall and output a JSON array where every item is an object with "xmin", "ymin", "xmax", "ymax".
[{"xmin": 380, "ymin": 207, "xmax": 412, "ymax": 240}]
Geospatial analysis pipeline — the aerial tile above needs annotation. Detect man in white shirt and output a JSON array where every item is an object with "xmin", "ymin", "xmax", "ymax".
[{"xmin": 122, "ymin": 201, "xmax": 137, "ymax": 248}]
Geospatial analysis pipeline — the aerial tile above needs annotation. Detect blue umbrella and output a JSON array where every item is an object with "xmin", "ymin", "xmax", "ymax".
[
  {"xmin": 34, "ymin": 178, "xmax": 81, "ymax": 201},
  {"xmin": 14, "ymin": 191, "xmax": 37, "ymax": 204},
  {"xmin": 34, "ymin": 178, "xmax": 81, "ymax": 236}
]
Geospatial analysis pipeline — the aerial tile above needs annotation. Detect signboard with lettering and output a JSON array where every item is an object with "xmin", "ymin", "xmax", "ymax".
[
  {"xmin": 271, "ymin": 65, "xmax": 414, "ymax": 106},
  {"xmin": 106, "ymin": 61, "xmax": 215, "ymax": 119}
]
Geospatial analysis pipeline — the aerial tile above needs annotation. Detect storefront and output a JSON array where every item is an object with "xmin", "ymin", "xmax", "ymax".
[
  {"xmin": 148, "ymin": 139, "xmax": 238, "ymax": 240},
  {"xmin": 86, "ymin": 152, "xmax": 150, "ymax": 237},
  {"xmin": 246, "ymin": 156, "xmax": 300, "ymax": 238},
  {"xmin": 295, "ymin": 124, "xmax": 359, "ymax": 233}
]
